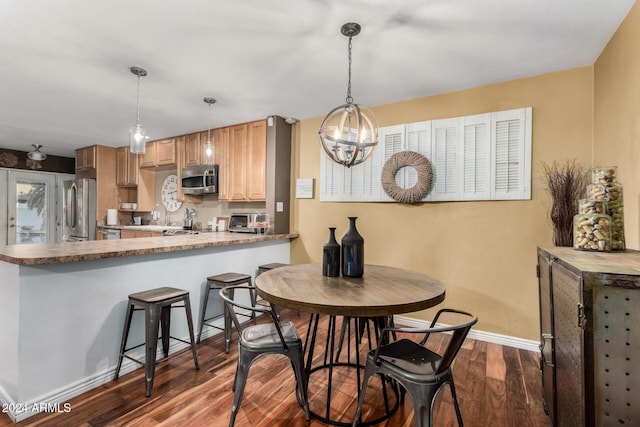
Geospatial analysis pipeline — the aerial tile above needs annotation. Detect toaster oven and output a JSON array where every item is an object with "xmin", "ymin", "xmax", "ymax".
[{"xmin": 228, "ymin": 213, "xmax": 269, "ymax": 233}]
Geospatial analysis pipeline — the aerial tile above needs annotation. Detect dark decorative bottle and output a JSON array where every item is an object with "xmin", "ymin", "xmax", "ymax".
[
  {"xmin": 322, "ymin": 227, "xmax": 340, "ymax": 277},
  {"xmin": 341, "ymin": 217, "xmax": 364, "ymax": 278}
]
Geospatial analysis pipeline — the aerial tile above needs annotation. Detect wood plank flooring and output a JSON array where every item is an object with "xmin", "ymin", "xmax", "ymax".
[{"xmin": 1, "ymin": 311, "xmax": 551, "ymax": 427}]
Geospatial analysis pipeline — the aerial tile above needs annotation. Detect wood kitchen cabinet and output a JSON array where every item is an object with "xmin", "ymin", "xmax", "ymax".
[
  {"xmin": 537, "ymin": 247, "xmax": 640, "ymax": 427},
  {"xmin": 175, "ymin": 135, "xmax": 202, "ymax": 204},
  {"xmin": 183, "ymin": 132, "xmax": 201, "ymax": 167},
  {"xmin": 247, "ymin": 119, "xmax": 267, "ymax": 200},
  {"xmin": 215, "ymin": 126, "xmax": 230, "ymax": 200},
  {"xmin": 228, "ymin": 123, "xmax": 248, "ymax": 201},
  {"xmin": 74, "ymin": 145, "xmax": 117, "ymax": 229},
  {"xmin": 75, "ymin": 146, "xmax": 96, "ymax": 171},
  {"xmin": 139, "ymin": 138, "xmax": 176, "ymax": 168},
  {"xmin": 116, "ymin": 146, "xmax": 139, "ymax": 186},
  {"xmin": 120, "ymin": 229, "xmax": 163, "ymax": 239},
  {"xmin": 115, "ymin": 144, "xmax": 155, "ymax": 224},
  {"xmin": 218, "ymin": 119, "xmax": 266, "ymax": 201}
]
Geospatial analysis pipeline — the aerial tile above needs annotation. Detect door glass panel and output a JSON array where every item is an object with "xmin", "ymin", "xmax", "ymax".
[
  {"xmin": 16, "ymin": 182, "xmax": 47, "ymax": 244},
  {"xmin": 7, "ymin": 171, "xmax": 56, "ymax": 245}
]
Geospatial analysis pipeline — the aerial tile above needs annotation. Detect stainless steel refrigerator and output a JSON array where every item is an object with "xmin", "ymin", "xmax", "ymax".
[{"xmin": 62, "ymin": 178, "xmax": 96, "ymax": 241}]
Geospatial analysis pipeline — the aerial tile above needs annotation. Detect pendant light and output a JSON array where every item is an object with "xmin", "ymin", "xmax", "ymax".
[
  {"xmin": 27, "ymin": 144, "xmax": 47, "ymax": 161},
  {"xmin": 318, "ymin": 23, "xmax": 378, "ymax": 168},
  {"xmin": 203, "ymin": 97, "xmax": 216, "ymax": 161},
  {"xmin": 129, "ymin": 66, "xmax": 148, "ymax": 154}
]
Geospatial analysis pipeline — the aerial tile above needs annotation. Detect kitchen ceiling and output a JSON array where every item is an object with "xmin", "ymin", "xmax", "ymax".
[{"xmin": 0, "ymin": 0, "xmax": 634, "ymax": 158}]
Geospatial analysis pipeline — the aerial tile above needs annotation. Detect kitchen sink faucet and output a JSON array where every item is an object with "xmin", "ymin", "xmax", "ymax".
[{"xmin": 151, "ymin": 203, "xmax": 169, "ymax": 226}]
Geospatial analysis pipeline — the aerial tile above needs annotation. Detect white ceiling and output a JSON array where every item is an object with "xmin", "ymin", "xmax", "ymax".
[{"xmin": 0, "ymin": 0, "xmax": 634, "ymax": 158}]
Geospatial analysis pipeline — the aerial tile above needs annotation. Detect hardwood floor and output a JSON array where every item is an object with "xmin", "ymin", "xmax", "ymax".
[{"xmin": 1, "ymin": 311, "xmax": 551, "ymax": 427}]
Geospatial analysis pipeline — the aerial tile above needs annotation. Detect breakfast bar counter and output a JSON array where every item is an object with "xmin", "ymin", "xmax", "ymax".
[
  {"xmin": 0, "ymin": 233, "xmax": 295, "ymax": 422},
  {"xmin": 0, "ymin": 231, "xmax": 297, "ymax": 265}
]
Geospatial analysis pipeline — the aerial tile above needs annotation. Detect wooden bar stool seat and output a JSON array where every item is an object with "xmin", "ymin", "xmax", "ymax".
[
  {"xmin": 113, "ymin": 286, "xmax": 200, "ymax": 397},
  {"xmin": 258, "ymin": 262, "xmax": 290, "ymax": 274},
  {"xmin": 198, "ymin": 272, "xmax": 255, "ymax": 353},
  {"xmin": 257, "ymin": 263, "xmax": 290, "ymax": 317}
]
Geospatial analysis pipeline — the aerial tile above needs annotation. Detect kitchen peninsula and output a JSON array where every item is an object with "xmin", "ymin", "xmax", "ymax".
[{"xmin": 0, "ymin": 232, "xmax": 296, "ymax": 422}]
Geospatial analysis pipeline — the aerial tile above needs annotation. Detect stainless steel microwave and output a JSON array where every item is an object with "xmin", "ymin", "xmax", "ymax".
[{"xmin": 181, "ymin": 164, "xmax": 218, "ymax": 194}]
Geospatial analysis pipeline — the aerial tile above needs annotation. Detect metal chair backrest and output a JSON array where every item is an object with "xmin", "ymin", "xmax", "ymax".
[
  {"xmin": 218, "ymin": 285, "xmax": 288, "ymax": 350},
  {"xmin": 375, "ymin": 308, "xmax": 478, "ymax": 375}
]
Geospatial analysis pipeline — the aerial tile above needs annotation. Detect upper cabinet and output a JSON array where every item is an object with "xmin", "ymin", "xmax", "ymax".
[
  {"xmin": 75, "ymin": 146, "xmax": 96, "ymax": 171},
  {"xmin": 247, "ymin": 120, "xmax": 267, "ymax": 200},
  {"xmin": 116, "ymin": 146, "xmax": 139, "ymax": 186},
  {"xmin": 140, "ymin": 138, "xmax": 176, "ymax": 168},
  {"xmin": 218, "ymin": 119, "xmax": 266, "ymax": 201},
  {"xmin": 175, "ymin": 135, "xmax": 202, "ymax": 204},
  {"xmin": 183, "ymin": 132, "xmax": 201, "ymax": 167},
  {"xmin": 215, "ymin": 126, "xmax": 230, "ymax": 200},
  {"xmin": 75, "ymin": 145, "xmax": 117, "ymax": 226}
]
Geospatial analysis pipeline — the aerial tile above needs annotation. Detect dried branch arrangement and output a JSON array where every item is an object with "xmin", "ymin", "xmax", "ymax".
[{"xmin": 542, "ymin": 159, "xmax": 590, "ymax": 246}]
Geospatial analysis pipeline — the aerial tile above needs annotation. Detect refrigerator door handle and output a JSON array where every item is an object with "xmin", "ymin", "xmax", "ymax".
[{"xmin": 67, "ymin": 182, "xmax": 77, "ymax": 228}]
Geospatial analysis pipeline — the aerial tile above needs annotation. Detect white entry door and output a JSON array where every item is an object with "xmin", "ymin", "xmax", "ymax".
[{"xmin": 6, "ymin": 170, "xmax": 56, "ymax": 245}]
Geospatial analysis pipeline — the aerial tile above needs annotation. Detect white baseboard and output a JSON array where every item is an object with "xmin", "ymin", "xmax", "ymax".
[{"xmin": 394, "ymin": 315, "xmax": 540, "ymax": 352}]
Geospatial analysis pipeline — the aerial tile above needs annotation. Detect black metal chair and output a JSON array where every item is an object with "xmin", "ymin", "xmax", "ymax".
[
  {"xmin": 219, "ymin": 285, "xmax": 310, "ymax": 427},
  {"xmin": 352, "ymin": 309, "xmax": 478, "ymax": 427}
]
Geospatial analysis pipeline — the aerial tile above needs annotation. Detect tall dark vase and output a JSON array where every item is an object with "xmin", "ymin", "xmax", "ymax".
[
  {"xmin": 341, "ymin": 217, "xmax": 364, "ymax": 278},
  {"xmin": 322, "ymin": 227, "xmax": 340, "ymax": 277}
]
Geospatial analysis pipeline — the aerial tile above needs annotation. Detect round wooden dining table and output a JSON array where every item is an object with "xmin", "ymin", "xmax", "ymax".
[{"xmin": 255, "ymin": 263, "xmax": 446, "ymax": 426}]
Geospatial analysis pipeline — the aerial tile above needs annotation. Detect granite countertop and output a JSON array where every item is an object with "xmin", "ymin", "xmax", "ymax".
[{"xmin": 0, "ymin": 232, "xmax": 298, "ymax": 266}]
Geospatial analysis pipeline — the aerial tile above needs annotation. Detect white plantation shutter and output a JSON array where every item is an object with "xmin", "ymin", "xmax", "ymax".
[
  {"xmin": 379, "ymin": 125, "xmax": 406, "ymax": 201},
  {"xmin": 431, "ymin": 118, "xmax": 459, "ymax": 201},
  {"xmin": 319, "ymin": 107, "xmax": 531, "ymax": 202},
  {"xmin": 405, "ymin": 121, "xmax": 431, "ymax": 201},
  {"xmin": 492, "ymin": 108, "xmax": 531, "ymax": 200},
  {"xmin": 462, "ymin": 114, "xmax": 490, "ymax": 200},
  {"xmin": 319, "ymin": 146, "xmax": 342, "ymax": 201}
]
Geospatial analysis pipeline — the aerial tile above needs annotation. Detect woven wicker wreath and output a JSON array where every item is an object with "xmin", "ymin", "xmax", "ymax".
[{"xmin": 381, "ymin": 151, "xmax": 433, "ymax": 204}]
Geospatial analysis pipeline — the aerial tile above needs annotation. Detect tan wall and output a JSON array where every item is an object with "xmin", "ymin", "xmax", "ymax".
[
  {"xmin": 289, "ymin": 67, "xmax": 594, "ymax": 341},
  {"xmin": 594, "ymin": 1, "xmax": 640, "ymax": 249}
]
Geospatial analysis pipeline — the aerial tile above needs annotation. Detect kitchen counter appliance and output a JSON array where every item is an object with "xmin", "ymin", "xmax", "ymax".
[
  {"xmin": 181, "ymin": 164, "xmax": 218, "ymax": 195},
  {"xmin": 228, "ymin": 213, "xmax": 269, "ymax": 233}
]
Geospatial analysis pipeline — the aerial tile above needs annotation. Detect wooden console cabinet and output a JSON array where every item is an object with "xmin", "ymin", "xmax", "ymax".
[{"xmin": 537, "ymin": 247, "xmax": 640, "ymax": 427}]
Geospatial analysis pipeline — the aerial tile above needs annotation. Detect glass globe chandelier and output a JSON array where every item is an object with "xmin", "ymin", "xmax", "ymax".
[
  {"xmin": 319, "ymin": 22, "xmax": 378, "ymax": 168},
  {"xmin": 203, "ymin": 97, "xmax": 217, "ymax": 160},
  {"xmin": 129, "ymin": 66, "xmax": 148, "ymax": 154}
]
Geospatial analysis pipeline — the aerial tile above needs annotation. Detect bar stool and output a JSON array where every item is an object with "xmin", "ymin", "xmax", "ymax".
[
  {"xmin": 113, "ymin": 287, "xmax": 200, "ymax": 397},
  {"xmin": 197, "ymin": 272, "xmax": 255, "ymax": 353},
  {"xmin": 257, "ymin": 263, "xmax": 290, "ymax": 317},
  {"xmin": 258, "ymin": 262, "xmax": 289, "ymax": 275}
]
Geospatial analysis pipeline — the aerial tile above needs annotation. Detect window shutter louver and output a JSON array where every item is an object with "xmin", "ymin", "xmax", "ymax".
[
  {"xmin": 492, "ymin": 108, "xmax": 531, "ymax": 200},
  {"xmin": 462, "ymin": 114, "xmax": 490, "ymax": 199},
  {"xmin": 431, "ymin": 119, "xmax": 458, "ymax": 201}
]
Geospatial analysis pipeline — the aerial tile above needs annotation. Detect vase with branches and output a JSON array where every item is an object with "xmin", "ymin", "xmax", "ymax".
[{"xmin": 542, "ymin": 159, "xmax": 590, "ymax": 246}]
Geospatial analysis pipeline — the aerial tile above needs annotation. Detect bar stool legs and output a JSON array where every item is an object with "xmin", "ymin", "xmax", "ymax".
[
  {"xmin": 114, "ymin": 287, "xmax": 199, "ymax": 397},
  {"xmin": 198, "ymin": 273, "xmax": 254, "ymax": 353}
]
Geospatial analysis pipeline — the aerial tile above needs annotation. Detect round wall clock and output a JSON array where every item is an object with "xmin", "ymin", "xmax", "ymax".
[{"xmin": 161, "ymin": 174, "xmax": 182, "ymax": 212}]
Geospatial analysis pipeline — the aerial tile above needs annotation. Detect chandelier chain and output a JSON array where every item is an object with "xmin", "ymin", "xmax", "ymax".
[{"xmin": 346, "ymin": 36, "xmax": 353, "ymax": 105}]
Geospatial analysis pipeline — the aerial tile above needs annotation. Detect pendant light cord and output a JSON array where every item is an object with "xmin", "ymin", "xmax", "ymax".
[
  {"xmin": 135, "ymin": 75, "xmax": 141, "ymax": 127},
  {"xmin": 346, "ymin": 36, "xmax": 353, "ymax": 105},
  {"xmin": 207, "ymin": 102, "xmax": 212, "ymax": 142}
]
